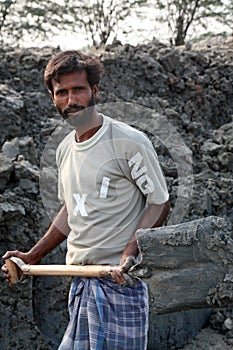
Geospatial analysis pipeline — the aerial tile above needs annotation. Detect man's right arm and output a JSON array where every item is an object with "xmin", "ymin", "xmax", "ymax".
[{"xmin": 2, "ymin": 205, "xmax": 69, "ymax": 278}]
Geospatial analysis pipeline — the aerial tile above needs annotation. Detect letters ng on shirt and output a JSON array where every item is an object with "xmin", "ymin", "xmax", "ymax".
[{"xmin": 128, "ymin": 152, "xmax": 154, "ymax": 195}]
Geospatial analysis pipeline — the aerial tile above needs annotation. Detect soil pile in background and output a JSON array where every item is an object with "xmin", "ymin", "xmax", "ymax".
[{"xmin": 0, "ymin": 35, "xmax": 232, "ymax": 349}]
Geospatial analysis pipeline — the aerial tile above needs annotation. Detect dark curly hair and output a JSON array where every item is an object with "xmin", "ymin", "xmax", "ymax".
[{"xmin": 44, "ymin": 50, "xmax": 104, "ymax": 95}]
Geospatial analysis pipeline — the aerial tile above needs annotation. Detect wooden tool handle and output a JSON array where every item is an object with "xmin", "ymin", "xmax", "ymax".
[
  {"xmin": 5, "ymin": 259, "xmax": 21, "ymax": 286},
  {"xmin": 5, "ymin": 258, "xmax": 116, "ymax": 286},
  {"xmin": 23, "ymin": 264, "xmax": 114, "ymax": 277}
]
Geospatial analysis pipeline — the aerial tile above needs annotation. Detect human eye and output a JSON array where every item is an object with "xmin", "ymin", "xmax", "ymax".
[
  {"xmin": 56, "ymin": 89, "xmax": 66, "ymax": 96},
  {"xmin": 74, "ymin": 86, "xmax": 84, "ymax": 92}
]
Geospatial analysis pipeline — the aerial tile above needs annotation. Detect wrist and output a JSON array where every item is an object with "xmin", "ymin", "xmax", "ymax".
[{"xmin": 27, "ymin": 250, "xmax": 42, "ymax": 265}]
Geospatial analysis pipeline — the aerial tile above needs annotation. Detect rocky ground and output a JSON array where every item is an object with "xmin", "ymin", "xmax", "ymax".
[
  {"xmin": 183, "ymin": 308, "xmax": 233, "ymax": 349},
  {"xmin": 0, "ymin": 35, "xmax": 233, "ymax": 349}
]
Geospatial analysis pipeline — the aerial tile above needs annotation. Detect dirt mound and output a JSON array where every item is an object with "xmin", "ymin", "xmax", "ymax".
[{"xmin": 0, "ymin": 36, "xmax": 232, "ymax": 349}]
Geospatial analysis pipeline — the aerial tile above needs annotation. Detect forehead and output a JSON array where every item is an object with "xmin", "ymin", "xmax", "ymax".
[{"xmin": 52, "ymin": 70, "xmax": 89, "ymax": 89}]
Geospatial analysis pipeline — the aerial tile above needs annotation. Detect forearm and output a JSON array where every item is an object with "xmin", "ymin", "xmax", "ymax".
[
  {"xmin": 137, "ymin": 200, "xmax": 171, "ymax": 229},
  {"xmin": 121, "ymin": 200, "xmax": 170, "ymax": 262},
  {"xmin": 27, "ymin": 204, "xmax": 69, "ymax": 264},
  {"xmin": 3, "ymin": 205, "xmax": 69, "ymax": 265},
  {"xmin": 28, "ymin": 224, "xmax": 67, "ymax": 264}
]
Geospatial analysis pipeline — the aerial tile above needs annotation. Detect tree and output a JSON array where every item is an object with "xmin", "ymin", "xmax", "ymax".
[
  {"xmin": 0, "ymin": 0, "xmax": 148, "ymax": 47},
  {"xmin": 218, "ymin": 0, "xmax": 233, "ymax": 29},
  {"xmin": 0, "ymin": 0, "xmax": 68, "ymax": 46},
  {"xmin": 154, "ymin": 0, "xmax": 226, "ymax": 46},
  {"xmin": 0, "ymin": 0, "xmax": 16, "ymax": 43},
  {"xmin": 64, "ymin": 0, "xmax": 148, "ymax": 47}
]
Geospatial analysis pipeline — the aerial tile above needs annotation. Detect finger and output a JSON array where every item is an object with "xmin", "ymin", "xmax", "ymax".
[
  {"xmin": 1, "ymin": 269, "xmax": 10, "ymax": 280},
  {"xmin": 1, "ymin": 265, "xmax": 8, "ymax": 273},
  {"xmin": 111, "ymin": 270, "xmax": 122, "ymax": 280},
  {"xmin": 2, "ymin": 251, "xmax": 10, "ymax": 259},
  {"xmin": 2, "ymin": 261, "xmax": 22, "ymax": 286},
  {"xmin": 2, "ymin": 251, "xmax": 17, "ymax": 260},
  {"xmin": 1, "ymin": 262, "xmax": 8, "ymax": 273},
  {"xmin": 111, "ymin": 270, "xmax": 125, "ymax": 285}
]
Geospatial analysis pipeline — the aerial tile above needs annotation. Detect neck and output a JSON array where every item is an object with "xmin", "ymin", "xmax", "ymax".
[{"xmin": 74, "ymin": 111, "xmax": 103, "ymax": 142}]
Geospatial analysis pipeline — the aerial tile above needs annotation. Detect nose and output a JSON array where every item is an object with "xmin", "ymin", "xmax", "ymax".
[{"xmin": 67, "ymin": 91, "xmax": 77, "ymax": 106}]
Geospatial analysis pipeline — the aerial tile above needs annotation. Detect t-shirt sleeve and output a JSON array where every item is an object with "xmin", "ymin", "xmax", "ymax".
[
  {"xmin": 56, "ymin": 146, "xmax": 65, "ymax": 203},
  {"xmin": 127, "ymin": 133, "xmax": 169, "ymax": 205}
]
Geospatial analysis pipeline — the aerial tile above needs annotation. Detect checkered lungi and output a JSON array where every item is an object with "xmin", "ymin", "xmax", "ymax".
[{"xmin": 58, "ymin": 277, "xmax": 149, "ymax": 350}]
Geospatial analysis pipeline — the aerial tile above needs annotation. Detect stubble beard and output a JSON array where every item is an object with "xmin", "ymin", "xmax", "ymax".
[{"xmin": 57, "ymin": 93, "xmax": 96, "ymax": 128}]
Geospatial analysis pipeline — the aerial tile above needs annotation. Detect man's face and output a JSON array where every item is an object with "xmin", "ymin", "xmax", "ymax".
[{"xmin": 50, "ymin": 70, "xmax": 98, "ymax": 120}]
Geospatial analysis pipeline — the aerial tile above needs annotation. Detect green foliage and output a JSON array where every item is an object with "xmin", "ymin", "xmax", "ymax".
[
  {"xmin": 154, "ymin": 0, "xmax": 227, "ymax": 46},
  {"xmin": 0, "ymin": 0, "xmax": 148, "ymax": 47}
]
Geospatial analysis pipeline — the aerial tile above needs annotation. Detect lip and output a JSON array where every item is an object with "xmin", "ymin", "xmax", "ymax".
[
  {"xmin": 65, "ymin": 110, "xmax": 84, "ymax": 117},
  {"xmin": 67, "ymin": 107, "xmax": 85, "ymax": 113}
]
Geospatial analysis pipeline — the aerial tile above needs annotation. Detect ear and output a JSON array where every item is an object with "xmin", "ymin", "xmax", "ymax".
[{"xmin": 92, "ymin": 84, "xmax": 99, "ymax": 100}]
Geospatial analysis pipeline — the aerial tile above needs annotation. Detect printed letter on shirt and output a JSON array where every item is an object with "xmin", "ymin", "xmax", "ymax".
[
  {"xmin": 99, "ymin": 177, "xmax": 110, "ymax": 198},
  {"xmin": 128, "ymin": 152, "xmax": 146, "ymax": 179},
  {"xmin": 128, "ymin": 152, "xmax": 154, "ymax": 195},
  {"xmin": 73, "ymin": 193, "xmax": 88, "ymax": 216}
]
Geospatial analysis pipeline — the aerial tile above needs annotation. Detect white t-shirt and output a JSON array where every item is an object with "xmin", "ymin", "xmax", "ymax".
[{"xmin": 56, "ymin": 114, "xmax": 169, "ymax": 265}]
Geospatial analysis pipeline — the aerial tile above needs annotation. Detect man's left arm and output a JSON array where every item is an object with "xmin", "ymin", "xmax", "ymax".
[
  {"xmin": 112, "ymin": 200, "xmax": 170, "ymax": 285},
  {"xmin": 121, "ymin": 200, "xmax": 170, "ymax": 263}
]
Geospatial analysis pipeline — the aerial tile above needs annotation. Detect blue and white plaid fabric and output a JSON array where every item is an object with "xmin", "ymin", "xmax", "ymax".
[{"xmin": 58, "ymin": 277, "xmax": 149, "ymax": 350}]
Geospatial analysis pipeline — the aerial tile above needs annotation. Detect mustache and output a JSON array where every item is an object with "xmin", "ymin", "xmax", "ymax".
[{"xmin": 63, "ymin": 105, "xmax": 85, "ymax": 119}]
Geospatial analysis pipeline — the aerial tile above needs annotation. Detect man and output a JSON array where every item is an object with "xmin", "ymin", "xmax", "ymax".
[{"xmin": 2, "ymin": 50, "xmax": 170, "ymax": 350}]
